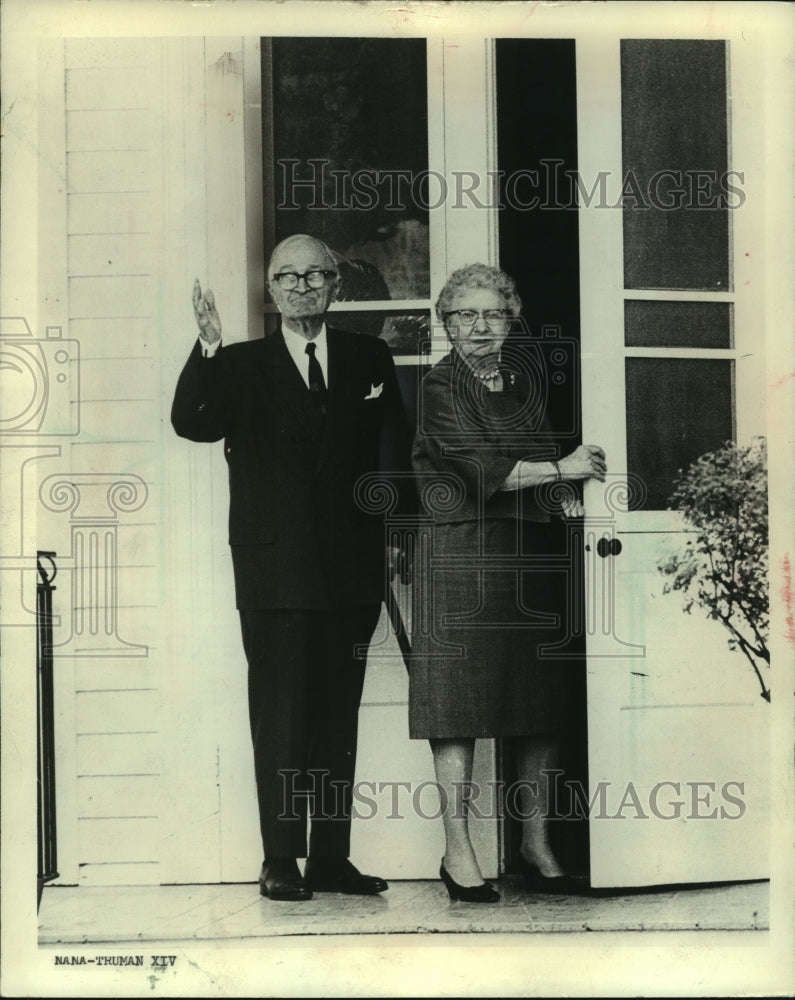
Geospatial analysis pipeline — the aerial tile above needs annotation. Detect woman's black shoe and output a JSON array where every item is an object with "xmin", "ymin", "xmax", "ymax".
[
  {"xmin": 519, "ymin": 857, "xmax": 589, "ymax": 895},
  {"xmin": 439, "ymin": 860, "xmax": 500, "ymax": 903}
]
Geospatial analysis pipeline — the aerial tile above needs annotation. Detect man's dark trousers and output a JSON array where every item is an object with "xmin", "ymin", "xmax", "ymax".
[{"xmin": 240, "ymin": 604, "xmax": 381, "ymax": 859}]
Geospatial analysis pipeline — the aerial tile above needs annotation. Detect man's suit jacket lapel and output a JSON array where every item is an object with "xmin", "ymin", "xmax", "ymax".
[
  {"xmin": 315, "ymin": 327, "xmax": 353, "ymax": 474},
  {"xmin": 262, "ymin": 327, "xmax": 352, "ymax": 477},
  {"xmin": 258, "ymin": 330, "xmax": 329, "ymax": 481},
  {"xmin": 264, "ymin": 328, "xmax": 309, "ymax": 404}
]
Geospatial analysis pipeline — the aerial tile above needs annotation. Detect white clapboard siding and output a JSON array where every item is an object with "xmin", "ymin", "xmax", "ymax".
[
  {"xmin": 67, "ymin": 109, "xmax": 151, "ymax": 153},
  {"xmin": 65, "ymin": 67, "xmax": 152, "ymax": 112},
  {"xmin": 77, "ymin": 733, "xmax": 160, "ymax": 777},
  {"xmin": 29, "ymin": 34, "xmax": 173, "ymax": 888},
  {"xmin": 75, "ymin": 660, "xmax": 158, "ymax": 692},
  {"xmin": 114, "ymin": 567, "xmax": 160, "ymax": 618},
  {"xmin": 36, "ymin": 38, "xmax": 167, "ymax": 886},
  {"xmin": 115, "ymin": 521, "xmax": 160, "ymax": 568},
  {"xmin": 69, "ymin": 276, "xmax": 154, "ymax": 320},
  {"xmin": 64, "ymin": 39, "xmax": 162, "ymax": 885},
  {"xmin": 67, "ymin": 150, "xmax": 150, "ymax": 194},
  {"xmin": 68, "ymin": 234, "xmax": 153, "ymax": 277},
  {"xmin": 78, "ymin": 358, "xmax": 158, "ymax": 401},
  {"xmin": 65, "ymin": 37, "xmax": 157, "ymax": 69},
  {"xmin": 68, "ymin": 193, "xmax": 153, "ymax": 237},
  {"xmin": 66, "ymin": 444, "xmax": 157, "ymax": 482},
  {"xmin": 78, "ymin": 400, "xmax": 158, "ymax": 440},
  {"xmin": 76, "ymin": 690, "xmax": 156, "ymax": 735},
  {"xmin": 68, "ymin": 318, "xmax": 156, "ymax": 357}
]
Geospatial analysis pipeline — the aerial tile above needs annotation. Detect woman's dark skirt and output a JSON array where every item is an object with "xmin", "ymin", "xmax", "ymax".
[{"xmin": 408, "ymin": 517, "xmax": 574, "ymax": 740}]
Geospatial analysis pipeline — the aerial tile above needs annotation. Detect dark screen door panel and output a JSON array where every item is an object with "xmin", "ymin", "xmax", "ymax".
[
  {"xmin": 621, "ymin": 40, "xmax": 730, "ymax": 291},
  {"xmin": 625, "ymin": 356, "xmax": 735, "ymax": 510}
]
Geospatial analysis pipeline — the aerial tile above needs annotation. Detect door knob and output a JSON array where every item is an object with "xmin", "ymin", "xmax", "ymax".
[{"xmin": 596, "ymin": 537, "xmax": 623, "ymax": 557}]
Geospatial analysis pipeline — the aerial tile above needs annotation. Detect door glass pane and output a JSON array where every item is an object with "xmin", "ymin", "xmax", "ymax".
[
  {"xmin": 625, "ymin": 300, "xmax": 733, "ymax": 348},
  {"xmin": 265, "ymin": 37, "xmax": 429, "ymax": 301},
  {"xmin": 330, "ymin": 309, "xmax": 431, "ymax": 356},
  {"xmin": 625, "ymin": 357, "xmax": 735, "ymax": 510},
  {"xmin": 621, "ymin": 40, "xmax": 730, "ymax": 291}
]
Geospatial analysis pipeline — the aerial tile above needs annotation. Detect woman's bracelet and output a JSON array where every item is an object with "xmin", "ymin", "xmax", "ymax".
[{"xmin": 551, "ymin": 460, "xmax": 562, "ymax": 483}]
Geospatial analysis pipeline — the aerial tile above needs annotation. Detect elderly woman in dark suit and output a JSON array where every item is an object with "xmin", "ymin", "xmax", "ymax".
[{"xmin": 410, "ymin": 263, "xmax": 606, "ymax": 902}]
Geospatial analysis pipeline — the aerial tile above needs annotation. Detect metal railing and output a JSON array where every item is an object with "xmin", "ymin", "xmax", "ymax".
[{"xmin": 37, "ymin": 551, "xmax": 59, "ymax": 909}]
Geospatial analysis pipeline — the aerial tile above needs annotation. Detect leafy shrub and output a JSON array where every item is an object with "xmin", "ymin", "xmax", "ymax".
[{"xmin": 657, "ymin": 437, "xmax": 770, "ymax": 701}]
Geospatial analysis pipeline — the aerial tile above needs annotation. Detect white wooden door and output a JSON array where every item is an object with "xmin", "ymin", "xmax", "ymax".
[{"xmin": 577, "ymin": 35, "xmax": 770, "ymax": 887}]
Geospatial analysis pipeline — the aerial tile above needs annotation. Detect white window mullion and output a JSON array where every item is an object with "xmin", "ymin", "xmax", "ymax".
[
  {"xmin": 426, "ymin": 36, "xmax": 497, "ymax": 362},
  {"xmin": 426, "ymin": 35, "xmax": 448, "ymax": 340},
  {"xmin": 440, "ymin": 36, "xmax": 497, "ymax": 271},
  {"xmin": 575, "ymin": 36, "xmax": 626, "ymax": 522},
  {"xmin": 728, "ymin": 33, "xmax": 767, "ymax": 443},
  {"xmin": 244, "ymin": 36, "xmax": 266, "ymax": 341}
]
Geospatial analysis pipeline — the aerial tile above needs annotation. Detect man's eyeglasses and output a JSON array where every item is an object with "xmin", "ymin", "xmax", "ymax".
[
  {"xmin": 445, "ymin": 309, "xmax": 509, "ymax": 328},
  {"xmin": 271, "ymin": 269, "xmax": 337, "ymax": 290}
]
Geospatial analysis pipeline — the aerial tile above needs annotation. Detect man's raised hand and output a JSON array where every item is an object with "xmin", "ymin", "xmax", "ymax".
[{"xmin": 193, "ymin": 279, "xmax": 222, "ymax": 345}]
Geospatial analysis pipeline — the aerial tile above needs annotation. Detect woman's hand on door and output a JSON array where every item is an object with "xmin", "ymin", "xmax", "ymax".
[{"xmin": 559, "ymin": 445, "xmax": 607, "ymax": 482}]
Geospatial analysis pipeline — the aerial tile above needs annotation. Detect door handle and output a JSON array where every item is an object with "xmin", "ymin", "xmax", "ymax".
[{"xmin": 596, "ymin": 537, "xmax": 623, "ymax": 557}]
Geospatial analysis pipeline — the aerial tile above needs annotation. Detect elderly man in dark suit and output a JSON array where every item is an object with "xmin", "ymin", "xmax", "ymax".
[{"xmin": 171, "ymin": 234, "xmax": 412, "ymax": 901}]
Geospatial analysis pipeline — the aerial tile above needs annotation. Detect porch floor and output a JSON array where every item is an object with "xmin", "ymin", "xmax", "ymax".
[{"xmin": 38, "ymin": 876, "xmax": 768, "ymax": 943}]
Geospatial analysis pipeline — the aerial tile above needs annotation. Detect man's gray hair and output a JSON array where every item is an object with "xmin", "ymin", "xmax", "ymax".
[{"xmin": 267, "ymin": 234, "xmax": 340, "ymax": 275}]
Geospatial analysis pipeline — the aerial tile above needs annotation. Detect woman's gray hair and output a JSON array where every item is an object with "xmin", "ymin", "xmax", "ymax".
[{"xmin": 435, "ymin": 263, "xmax": 522, "ymax": 321}]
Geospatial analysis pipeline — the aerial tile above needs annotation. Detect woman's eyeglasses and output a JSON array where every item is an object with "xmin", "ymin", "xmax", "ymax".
[
  {"xmin": 445, "ymin": 309, "xmax": 509, "ymax": 328},
  {"xmin": 271, "ymin": 269, "xmax": 337, "ymax": 290}
]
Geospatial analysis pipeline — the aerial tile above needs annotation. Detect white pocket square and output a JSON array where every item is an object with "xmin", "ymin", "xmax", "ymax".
[{"xmin": 364, "ymin": 383, "xmax": 384, "ymax": 400}]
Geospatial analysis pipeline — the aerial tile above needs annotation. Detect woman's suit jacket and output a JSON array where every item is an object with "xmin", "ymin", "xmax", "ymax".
[{"xmin": 412, "ymin": 349, "xmax": 558, "ymax": 525}]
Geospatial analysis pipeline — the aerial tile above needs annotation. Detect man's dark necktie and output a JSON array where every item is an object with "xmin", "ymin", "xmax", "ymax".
[{"xmin": 305, "ymin": 341, "xmax": 327, "ymax": 413}]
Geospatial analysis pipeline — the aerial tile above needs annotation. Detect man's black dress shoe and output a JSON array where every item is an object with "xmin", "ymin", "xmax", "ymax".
[
  {"xmin": 519, "ymin": 857, "xmax": 590, "ymax": 896},
  {"xmin": 304, "ymin": 857, "xmax": 388, "ymax": 895},
  {"xmin": 258, "ymin": 859, "xmax": 313, "ymax": 901}
]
